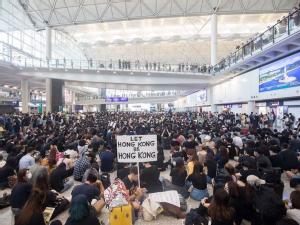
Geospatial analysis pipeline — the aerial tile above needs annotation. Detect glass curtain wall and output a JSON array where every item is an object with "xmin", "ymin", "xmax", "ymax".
[{"xmin": 0, "ymin": 0, "xmax": 86, "ymax": 62}]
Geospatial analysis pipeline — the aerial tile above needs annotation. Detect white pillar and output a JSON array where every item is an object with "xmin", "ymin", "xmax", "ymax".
[
  {"xmin": 46, "ymin": 78, "xmax": 52, "ymax": 113},
  {"xmin": 21, "ymin": 79, "xmax": 29, "ymax": 113},
  {"xmin": 209, "ymin": 87, "xmax": 217, "ymax": 113},
  {"xmin": 46, "ymin": 27, "xmax": 52, "ymax": 60},
  {"xmin": 211, "ymin": 14, "xmax": 218, "ymax": 66},
  {"xmin": 247, "ymin": 101, "xmax": 256, "ymax": 114},
  {"xmin": 72, "ymin": 91, "xmax": 76, "ymax": 113}
]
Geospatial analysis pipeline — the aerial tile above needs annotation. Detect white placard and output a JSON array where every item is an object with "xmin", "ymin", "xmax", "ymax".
[{"xmin": 117, "ymin": 135, "xmax": 157, "ymax": 163}]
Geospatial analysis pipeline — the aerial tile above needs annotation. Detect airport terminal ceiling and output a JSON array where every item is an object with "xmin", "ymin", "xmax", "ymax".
[
  {"xmin": 63, "ymin": 13, "xmax": 287, "ymax": 64},
  {"xmin": 19, "ymin": 0, "xmax": 299, "ymax": 28},
  {"xmin": 16, "ymin": 0, "xmax": 299, "ymax": 64}
]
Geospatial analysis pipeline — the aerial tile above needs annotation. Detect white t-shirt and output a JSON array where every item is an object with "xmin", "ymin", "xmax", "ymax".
[
  {"xmin": 286, "ymin": 208, "xmax": 300, "ymax": 223},
  {"xmin": 0, "ymin": 160, "xmax": 6, "ymax": 168},
  {"xmin": 233, "ymin": 136, "xmax": 243, "ymax": 149}
]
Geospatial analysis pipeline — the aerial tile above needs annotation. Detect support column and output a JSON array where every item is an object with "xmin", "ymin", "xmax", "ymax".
[
  {"xmin": 71, "ymin": 91, "xmax": 76, "ymax": 113},
  {"xmin": 211, "ymin": 14, "xmax": 218, "ymax": 66},
  {"xmin": 209, "ymin": 87, "xmax": 217, "ymax": 113},
  {"xmin": 46, "ymin": 27, "xmax": 52, "ymax": 60},
  {"xmin": 21, "ymin": 79, "xmax": 29, "ymax": 113},
  {"xmin": 46, "ymin": 78, "xmax": 52, "ymax": 113},
  {"xmin": 247, "ymin": 101, "xmax": 257, "ymax": 114},
  {"xmin": 99, "ymin": 88, "xmax": 106, "ymax": 112}
]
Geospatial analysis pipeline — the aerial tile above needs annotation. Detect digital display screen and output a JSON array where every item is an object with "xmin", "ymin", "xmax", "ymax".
[{"xmin": 259, "ymin": 52, "xmax": 300, "ymax": 92}]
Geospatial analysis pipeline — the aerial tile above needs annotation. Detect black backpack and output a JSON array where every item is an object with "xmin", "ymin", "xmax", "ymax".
[
  {"xmin": 261, "ymin": 167, "xmax": 282, "ymax": 184},
  {"xmin": 253, "ymin": 186, "xmax": 286, "ymax": 224},
  {"xmin": 185, "ymin": 208, "xmax": 208, "ymax": 225},
  {"xmin": 213, "ymin": 168, "xmax": 231, "ymax": 192},
  {"xmin": 100, "ymin": 173, "xmax": 111, "ymax": 189}
]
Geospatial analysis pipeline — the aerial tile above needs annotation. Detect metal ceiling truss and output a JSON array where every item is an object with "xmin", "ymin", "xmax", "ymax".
[{"xmin": 18, "ymin": 0, "xmax": 299, "ymax": 28}]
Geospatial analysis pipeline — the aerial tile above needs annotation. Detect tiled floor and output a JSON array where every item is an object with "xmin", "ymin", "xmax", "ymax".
[{"xmin": 0, "ymin": 169, "xmax": 293, "ymax": 225}]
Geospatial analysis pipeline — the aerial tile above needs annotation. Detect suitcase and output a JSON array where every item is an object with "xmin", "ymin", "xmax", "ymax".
[{"xmin": 109, "ymin": 204, "xmax": 133, "ymax": 225}]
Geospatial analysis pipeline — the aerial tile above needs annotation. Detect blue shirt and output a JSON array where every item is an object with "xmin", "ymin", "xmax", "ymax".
[
  {"xmin": 19, "ymin": 154, "xmax": 35, "ymax": 170},
  {"xmin": 71, "ymin": 183, "xmax": 100, "ymax": 203},
  {"xmin": 100, "ymin": 150, "xmax": 114, "ymax": 172}
]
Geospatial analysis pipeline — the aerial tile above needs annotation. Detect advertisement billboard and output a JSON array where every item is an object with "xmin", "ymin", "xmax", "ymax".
[
  {"xmin": 259, "ymin": 52, "xmax": 300, "ymax": 92},
  {"xmin": 197, "ymin": 89, "xmax": 207, "ymax": 102}
]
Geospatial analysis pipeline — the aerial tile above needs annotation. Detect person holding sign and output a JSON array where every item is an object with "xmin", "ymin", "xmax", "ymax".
[{"xmin": 122, "ymin": 166, "xmax": 146, "ymax": 210}]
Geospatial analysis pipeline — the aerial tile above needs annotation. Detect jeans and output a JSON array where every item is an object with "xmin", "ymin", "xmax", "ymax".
[
  {"xmin": 60, "ymin": 179, "xmax": 74, "ymax": 193},
  {"xmin": 190, "ymin": 188, "xmax": 209, "ymax": 201}
]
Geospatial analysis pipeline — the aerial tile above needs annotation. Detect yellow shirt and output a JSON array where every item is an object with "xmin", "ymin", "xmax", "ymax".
[{"xmin": 187, "ymin": 161, "xmax": 195, "ymax": 175}]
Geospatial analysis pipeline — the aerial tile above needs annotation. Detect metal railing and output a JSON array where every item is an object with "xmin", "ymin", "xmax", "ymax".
[
  {"xmin": 77, "ymin": 90, "xmax": 186, "ymax": 101},
  {"xmin": 213, "ymin": 8, "xmax": 300, "ymax": 73},
  {"xmin": 9, "ymin": 57, "xmax": 211, "ymax": 74}
]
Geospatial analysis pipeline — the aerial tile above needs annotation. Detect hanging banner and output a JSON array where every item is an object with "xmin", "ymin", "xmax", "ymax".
[{"xmin": 117, "ymin": 135, "xmax": 157, "ymax": 163}]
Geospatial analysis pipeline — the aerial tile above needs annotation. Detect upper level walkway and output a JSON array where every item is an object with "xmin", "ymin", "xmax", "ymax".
[{"xmin": 212, "ymin": 8, "xmax": 300, "ymax": 75}]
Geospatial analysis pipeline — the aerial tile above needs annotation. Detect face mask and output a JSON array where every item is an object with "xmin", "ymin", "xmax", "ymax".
[{"xmin": 26, "ymin": 172, "xmax": 32, "ymax": 180}]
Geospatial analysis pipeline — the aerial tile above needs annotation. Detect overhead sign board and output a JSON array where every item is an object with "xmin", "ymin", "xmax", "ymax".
[{"xmin": 105, "ymin": 97, "xmax": 128, "ymax": 102}]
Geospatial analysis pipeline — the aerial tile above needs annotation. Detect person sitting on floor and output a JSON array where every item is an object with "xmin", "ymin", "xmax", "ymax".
[
  {"xmin": 64, "ymin": 194, "xmax": 100, "ymax": 225},
  {"xmin": 186, "ymin": 162, "xmax": 209, "ymax": 201},
  {"xmin": 50, "ymin": 162, "xmax": 74, "ymax": 193},
  {"xmin": 71, "ymin": 173, "xmax": 105, "ymax": 214}
]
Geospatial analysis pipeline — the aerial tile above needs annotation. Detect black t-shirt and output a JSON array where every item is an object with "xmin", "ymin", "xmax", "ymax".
[
  {"xmin": 140, "ymin": 165, "xmax": 162, "ymax": 193},
  {"xmin": 269, "ymin": 154, "xmax": 281, "ymax": 168},
  {"xmin": 26, "ymin": 212, "xmax": 46, "ymax": 225},
  {"xmin": 10, "ymin": 182, "xmax": 32, "ymax": 209},
  {"xmin": 0, "ymin": 165, "xmax": 14, "ymax": 184},
  {"xmin": 172, "ymin": 151, "xmax": 187, "ymax": 162},
  {"xmin": 65, "ymin": 214, "xmax": 100, "ymax": 225},
  {"xmin": 279, "ymin": 149, "xmax": 299, "ymax": 170},
  {"xmin": 187, "ymin": 173, "xmax": 207, "ymax": 190},
  {"xmin": 240, "ymin": 169, "xmax": 261, "ymax": 183},
  {"xmin": 205, "ymin": 159, "xmax": 217, "ymax": 178},
  {"xmin": 211, "ymin": 217, "xmax": 235, "ymax": 225},
  {"xmin": 50, "ymin": 167, "xmax": 70, "ymax": 192},
  {"xmin": 183, "ymin": 140, "xmax": 198, "ymax": 149},
  {"xmin": 170, "ymin": 168, "xmax": 187, "ymax": 187},
  {"xmin": 72, "ymin": 183, "xmax": 100, "ymax": 203},
  {"xmin": 117, "ymin": 167, "xmax": 130, "ymax": 180},
  {"xmin": 122, "ymin": 176, "xmax": 137, "ymax": 194}
]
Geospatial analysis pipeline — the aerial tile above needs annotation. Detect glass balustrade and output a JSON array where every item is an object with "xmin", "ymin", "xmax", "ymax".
[
  {"xmin": 5, "ymin": 56, "xmax": 210, "ymax": 74},
  {"xmin": 213, "ymin": 8, "xmax": 300, "ymax": 73},
  {"xmin": 77, "ymin": 90, "xmax": 185, "ymax": 101}
]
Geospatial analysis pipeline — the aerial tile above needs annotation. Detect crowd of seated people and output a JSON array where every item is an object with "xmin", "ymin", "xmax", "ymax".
[{"xmin": 0, "ymin": 111, "xmax": 299, "ymax": 225}]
